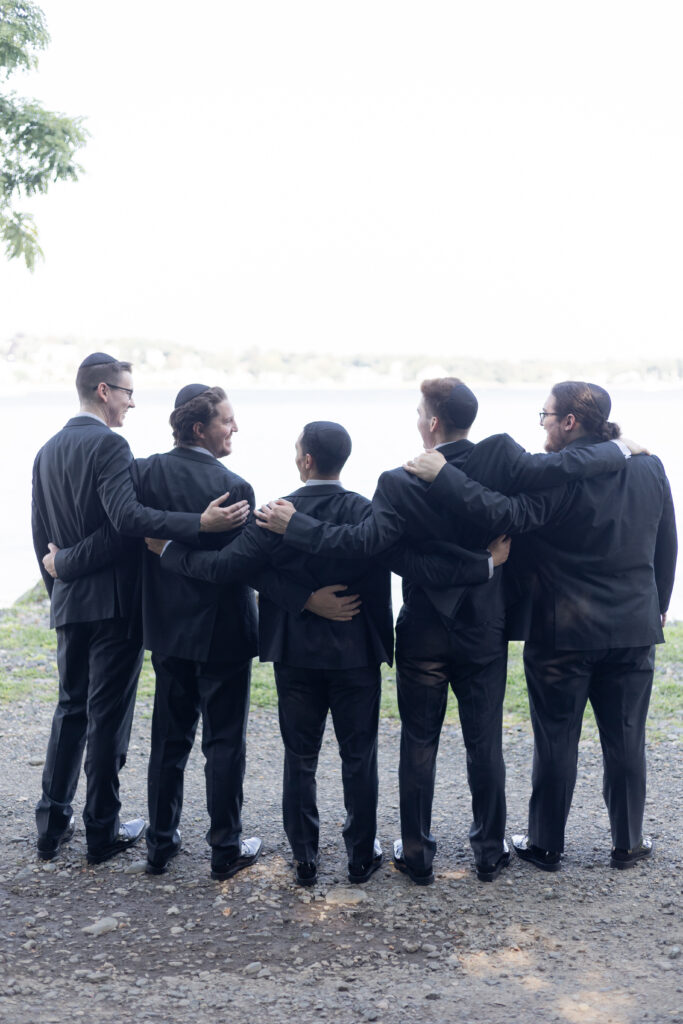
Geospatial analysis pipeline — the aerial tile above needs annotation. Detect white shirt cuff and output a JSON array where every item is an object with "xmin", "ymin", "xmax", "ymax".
[{"xmin": 612, "ymin": 438, "xmax": 631, "ymax": 459}]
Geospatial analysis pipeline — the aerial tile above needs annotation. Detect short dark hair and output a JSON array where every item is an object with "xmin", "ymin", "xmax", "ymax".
[
  {"xmin": 300, "ymin": 421, "xmax": 352, "ymax": 475},
  {"xmin": 76, "ymin": 359, "xmax": 132, "ymax": 401},
  {"xmin": 551, "ymin": 381, "xmax": 621, "ymax": 441},
  {"xmin": 420, "ymin": 377, "xmax": 478, "ymax": 430},
  {"xmin": 169, "ymin": 386, "xmax": 228, "ymax": 446}
]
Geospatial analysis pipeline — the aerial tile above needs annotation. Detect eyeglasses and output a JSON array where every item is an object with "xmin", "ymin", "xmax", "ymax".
[
  {"xmin": 539, "ymin": 411, "xmax": 559, "ymax": 424},
  {"xmin": 93, "ymin": 383, "xmax": 134, "ymax": 398}
]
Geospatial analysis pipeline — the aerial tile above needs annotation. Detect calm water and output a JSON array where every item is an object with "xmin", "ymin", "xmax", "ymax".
[{"xmin": 2, "ymin": 386, "xmax": 680, "ymax": 620}]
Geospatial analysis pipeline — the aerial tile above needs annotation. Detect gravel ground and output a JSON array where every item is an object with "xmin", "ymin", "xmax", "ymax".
[{"xmin": 0, "ymin": 692, "xmax": 681, "ymax": 1024}]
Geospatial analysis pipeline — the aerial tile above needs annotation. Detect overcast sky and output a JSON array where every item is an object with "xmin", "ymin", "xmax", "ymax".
[{"xmin": 1, "ymin": 1, "xmax": 681, "ymax": 360}]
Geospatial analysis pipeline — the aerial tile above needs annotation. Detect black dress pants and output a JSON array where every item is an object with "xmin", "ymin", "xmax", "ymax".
[
  {"xmin": 275, "ymin": 662, "xmax": 381, "ymax": 866},
  {"xmin": 396, "ymin": 623, "xmax": 507, "ymax": 873},
  {"xmin": 523, "ymin": 643, "xmax": 655, "ymax": 852},
  {"xmin": 36, "ymin": 618, "xmax": 143, "ymax": 854},
  {"xmin": 146, "ymin": 653, "xmax": 251, "ymax": 863}
]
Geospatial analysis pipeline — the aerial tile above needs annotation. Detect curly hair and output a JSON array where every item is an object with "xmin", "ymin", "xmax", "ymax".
[{"xmin": 169, "ymin": 387, "xmax": 228, "ymax": 446}]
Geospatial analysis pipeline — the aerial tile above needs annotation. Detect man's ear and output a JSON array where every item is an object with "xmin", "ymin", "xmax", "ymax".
[
  {"xmin": 304, "ymin": 453, "xmax": 314, "ymax": 471},
  {"xmin": 564, "ymin": 413, "xmax": 577, "ymax": 432},
  {"xmin": 192, "ymin": 421, "xmax": 205, "ymax": 442}
]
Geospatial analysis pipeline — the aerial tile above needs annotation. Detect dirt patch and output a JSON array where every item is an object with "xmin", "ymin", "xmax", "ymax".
[{"xmin": 0, "ymin": 696, "xmax": 681, "ymax": 1023}]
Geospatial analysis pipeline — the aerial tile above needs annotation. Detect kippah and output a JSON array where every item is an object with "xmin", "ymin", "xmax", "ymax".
[
  {"xmin": 445, "ymin": 382, "xmax": 479, "ymax": 429},
  {"xmin": 174, "ymin": 383, "xmax": 211, "ymax": 408},
  {"xmin": 79, "ymin": 351, "xmax": 117, "ymax": 368}
]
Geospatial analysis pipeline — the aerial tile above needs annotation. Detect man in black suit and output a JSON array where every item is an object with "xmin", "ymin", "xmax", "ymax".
[
  {"xmin": 148, "ymin": 420, "xmax": 500, "ymax": 885},
  {"xmin": 32, "ymin": 355, "xmax": 242, "ymax": 865},
  {"xmin": 254, "ymin": 380, "xmax": 633, "ymax": 884},
  {"xmin": 405, "ymin": 381, "xmax": 677, "ymax": 871}
]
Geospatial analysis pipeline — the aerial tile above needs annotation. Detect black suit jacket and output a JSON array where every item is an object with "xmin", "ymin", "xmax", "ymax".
[
  {"xmin": 426, "ymin": 436, "xmax": 677, "ymax": 650},
  {"xmin": 162, "ymin": 483, "xmax": 394, "ymax": 669},
  {"xmin": 281, "ymin": 435, "xmax": 629, "ymax": 649},
  {"xmin": 31, "ymin": 416, "xmax": 201, "ymax": 628},
  {"xmin": 130, "ymin": 448, "xmax": 263, "ymax": 663}
]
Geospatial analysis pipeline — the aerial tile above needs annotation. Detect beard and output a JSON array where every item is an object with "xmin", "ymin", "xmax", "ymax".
[{"xmin": 544, "ymin": 433, "xmax": 564, "ymax": 453}]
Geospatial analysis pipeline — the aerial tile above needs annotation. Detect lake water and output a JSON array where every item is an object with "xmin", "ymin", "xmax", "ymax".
[{"xmin": 2, "ymin": 385, "xmax": 680, "ymax": 620}]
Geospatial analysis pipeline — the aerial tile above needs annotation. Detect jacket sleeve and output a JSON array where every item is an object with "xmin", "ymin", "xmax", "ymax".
[
  {"xmin": 53, "ymin": 520, "xmax": 134, "ymax": 582},
  {"xmin": 496, "ymin": 434, "xmax": 628, "ymax": 493},
  {"xmin": 378, "ymin": 538, "xmax": 491, "ymax": 588},
  {"xmin": 161, "ymin": 521, "xmax": 272, "ymax": 585},
  {"xmin": 248, "ymin": 568, "xmax": 314, "ymax": 615},
  {"xmin": 94, "ymin": 432, "xmax": 202, "ymax": 543},
  {"xmin": 427, "ymin": 462, "xmax": 567, "ymax": 535},
  {"xmin": 283, "ymin": 472, "xmax": 407, "ymax": 557},
  {"xmin": 653, "ymin": 464, "xmax": 678, "ymax": 615},
  {"xmin": 31, "ymin": 458, "xmax": 54, "ymax": 598}
]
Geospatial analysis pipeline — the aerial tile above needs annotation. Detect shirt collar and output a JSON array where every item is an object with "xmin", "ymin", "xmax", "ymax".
[{"xmin": 186, "ymin": 445, "xmax": 216, "ymax": 458}]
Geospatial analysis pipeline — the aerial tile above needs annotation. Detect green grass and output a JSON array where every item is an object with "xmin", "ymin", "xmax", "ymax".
[{"xmin": 1, "ymin": 582, "xmax": 681, "ymax": 741}]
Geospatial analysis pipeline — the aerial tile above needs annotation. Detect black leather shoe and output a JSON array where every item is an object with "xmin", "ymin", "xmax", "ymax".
[
  {"xmin": 512, "ymin": 834, "xmax": 561, "ymax": 872},
  {"xmin": 348, "ymin": 838, "xmax": 383, "ymax": 884},
  {"xmin": 611, "ymin": 836, "xmax": 653, "ymax": 869},
  {"xmin": 145, "ymin": 830, "xmax": 182, "ymax": 875},
  {"xmin": 37, "ymin": 817, "xmax": 75, "ymax": 861},
  {"xmin": 86, "ymin": 818, "xmax": 146, "ymax": 865},
  {"xmin": 295, "ymin": 855, "xmax": 319, "ymax": 887},
  {"xmin": 392, "ymin": 839, "xmax": 434, "ymax": 886},
  {"xmin": 211, "ymin": 837, "xmax": 262, "ymax": 880},
  {"xmin": 476, "ymin": 840, "xmax": 510, "ymax": 882}
]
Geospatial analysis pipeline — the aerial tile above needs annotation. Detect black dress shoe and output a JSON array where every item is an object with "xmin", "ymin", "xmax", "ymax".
[
  {"xmin": 611, "ymin": 836, "xmax": 653, "ymax": 869},
  {"xmin": 348, "ymin": 839, "xmax": 383, "ymax": 884},
  {"xmin": 476, "ymin": 840, "xmax": 510, "ymax": 882},
  {"xmin": 211, "ymin": 837, "xmax": 262, "ymax": 880},
  {"xmin": 512, "ymin": 834, "xmax": 561, "ymax": 872},
  {"xmin": 86, "ymin": 818, "xmax": 146, "ymax": 865},
  {"xmin": 145, "ymin": 830, "xmax": 182, "ymax": 875},
  {"xmin": 392, "ymin": 839, "xmax": 434, "ymax": 886},
  {"xmin": 37, "ymin": 817, "xmax": 75, "ymax": 861},
  {"xmin": 295, "ymin": 856, "xmax": 319, "ymax": 887}
]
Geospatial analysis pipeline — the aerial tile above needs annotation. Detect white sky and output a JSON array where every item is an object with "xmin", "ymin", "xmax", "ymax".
[{"xmin": 1, "ymin": 1, "xmax": 682, "ymax": 359}]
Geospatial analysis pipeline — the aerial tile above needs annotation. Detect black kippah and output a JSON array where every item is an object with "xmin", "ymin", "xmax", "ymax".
[
  {"xmin": 174, "ymin": 383, "xmax": 211, "ymax": 408},
  {"xmin": 445, "ymin": 382, "xmax": 479, "ymax": 429},
  {"xmin": 79, "ymin": 351, "xmax": 117, "ymax": 368}
]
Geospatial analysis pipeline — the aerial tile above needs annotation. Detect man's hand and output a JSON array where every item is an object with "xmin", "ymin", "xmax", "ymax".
[
  {"xmin": 488, "ymin": 535, "xmax": 511, "ymax": 567},
  {"xmin": 254, "ymin": 499, "xmax": 296, "ymax": 534},
  {"xmin": 304, "ymin": 584, "xmax": 362, "ymax": 621},
  {"xmin": 620, "ymin": 437, "xmax": 651, "ymax": 456},
  {"xmin": 145, "ymin": 537, "xmax": 168, "ymax": 556},
  {"xmin": 199, "ymin": 492, "xmax": 250, "ymax": 533},
  {"xmin": 662, "ymin": 612, "xmax": 667, "ymax": 627},
  {"xmin": 403, "ymin": 450, "xmax": 447, "ymax": 483},
  {"xmin": 42, "ymin": 542, "xmax": 60, "ymax": 579}
]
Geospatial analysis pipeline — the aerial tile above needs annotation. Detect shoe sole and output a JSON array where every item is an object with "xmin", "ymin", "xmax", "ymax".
[
  {"xmin": 348, "ymin": 853, "xmax": 384, "ymax": 884},
  {"xmin": 514, "ymin": 848, "xmax": 561, "ymax": 872},
  {"xmin": 86, "ymin": 831, "xmax": 144, "ymax": 865},
  {"xmin": 296, "ymin": 872, "xmax": 318, "ymax": 887},
  {"xmin": 211, "ymin": 847, "xmax": 262, "ymax": 881},
  {"xmin": 392, "ymin": 858, "xmax": 434, "ymax": 886},
  {"xmin": 476, "ymin": 853, "xmax": 511, "ymax": 882},
  {"xmin": 611, "ymin": 851, "xmax": 652, "ymax": 870}
]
